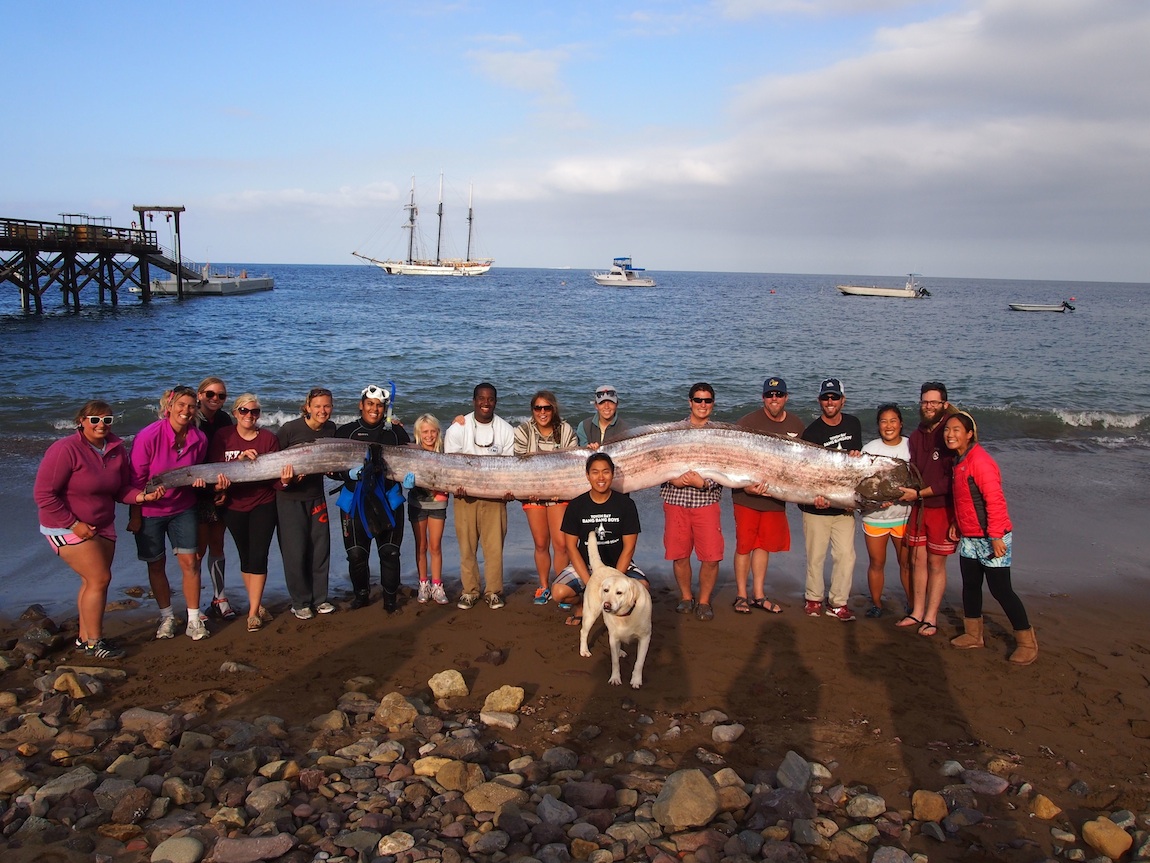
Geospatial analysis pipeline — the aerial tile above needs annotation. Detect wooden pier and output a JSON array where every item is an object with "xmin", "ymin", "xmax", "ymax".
[{"xmin": 0, "ymin": 209, "xmax": 202, "ymax": 313}]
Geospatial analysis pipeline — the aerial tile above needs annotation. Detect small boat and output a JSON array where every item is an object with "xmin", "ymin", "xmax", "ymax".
[
  {"xmin": 150, "ymin": 264, "xmax": 274, "ymax": 297},
  {"xmin": 593, "ymin": 257, "xmax": 656, "ymax": 288},
  {"xmin": 1008, "ymin": 301, "xmax": 1075, "ymax": 312},
  {"xmin": 353, "ymin": 175, "xmax": 493, "ymax": 276},
  {"xmin": 836, "ymin": 273, "xmax": 930, "ymax": 299}
]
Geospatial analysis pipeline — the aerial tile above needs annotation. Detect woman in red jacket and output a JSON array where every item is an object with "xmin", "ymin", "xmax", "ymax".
[
  {"xmin": 34, "ymin": 400, "xmax": 164, "ymax": 659},
  {"xmin": 943, "ymin": 412, "xmax": 1037, "ymax": 664}
]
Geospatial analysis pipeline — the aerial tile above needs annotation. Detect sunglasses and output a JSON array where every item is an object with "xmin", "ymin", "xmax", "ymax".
[
  {"xmin": 201, "ymin": 390, "xmax": 227, "ymax": 401},
  {"xmin": 237, "ymin": 406, "xmax": 262, "ymax": 416},
  {"xmin": 532, "ymin": 404, "xmax": 553, "ymax": 412},
  {"xmin": 86, "ymin": 415, "xmax": 114, "ymax": 426},
  {"xmin": 691, "ymin": 397, "xmax": 715, "ymax": 404},
  {"xmin": 763, "ymin": 391, "xmax": 786, "ymax": 399},
  {"xmin": 819, "ymin": 394, "xmax": 843, "ymax": 402}
]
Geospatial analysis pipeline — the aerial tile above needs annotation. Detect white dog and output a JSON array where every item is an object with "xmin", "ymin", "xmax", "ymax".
[{"xmin": 579, "ymin": 532, "xmax": 652, "ymax": 688}]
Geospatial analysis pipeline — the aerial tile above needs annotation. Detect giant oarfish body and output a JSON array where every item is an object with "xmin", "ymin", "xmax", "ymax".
[{"xmin": 147, "ymin": 424, "xmax": 915, "ymax": 511}]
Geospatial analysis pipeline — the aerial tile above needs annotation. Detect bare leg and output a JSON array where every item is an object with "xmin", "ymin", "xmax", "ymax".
[
  {"xmin": 412, "ymin": 519, "xmax": 429, "ymax": 582},
  {"xmin": 242, "ymin": 570, "xmax": 267, "ymax": 619},
  {"xmin": 895, "ymin": 535, "xmax": 912, "ymax": 609},
  {"xmin": 60, "ymin": 537, "xmax": 116, "ymax": 643},
  {"xmin": 698, "ymin": 560, "xmax": 719, "ymax": 606},
  {"xmin": 921, "ymin": 552, "xmax": 949, "ymax": 626},
  {"xmin": 673, "ymin": 558, "xmax": 694, "ymax": 601},
  {"xmin": 865, "ymin": 533, "xmax": 888, "ymax": 607},
  {"xmin": 175, "ymin": 551, "xmax": 202, "ymax": 617},
  {"xmin": 525, "ymin": 506, "xmax": 552, "ymax": 590},
  {"xmin": 547, "ymin": 505, "xmax": 569, "ymax": 575},
  {"xmin": 733, "ymin": 552, "xmax": 750, "ymax": 599},
  {"xmin": 900, "ymin": 544, "xmax": 928, "ymax": 624},
  {"xmin": 750, "ymin": 548, "xmax": 770, "ymax": 599},
  {"xmin": 147, "ymin": 556, "xmax": 172, "ymax": 610},
  {"xmin": 428, "ymin": 518, "xmax": 444, "ymax": 583}
]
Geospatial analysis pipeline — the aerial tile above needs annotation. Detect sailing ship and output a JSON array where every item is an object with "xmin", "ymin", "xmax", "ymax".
[{"xmin": 353, "ymin": 175, "xmax": 493, "ymax": 276}]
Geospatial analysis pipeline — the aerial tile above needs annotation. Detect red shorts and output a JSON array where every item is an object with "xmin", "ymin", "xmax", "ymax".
[
  {"xmin": 905, "ymin": 504, "xmax": 956, "ymax": 555},
  {"xmin": 733, "ymin": 505, "xmax": 790, "ymax": 554},
  {"xmin": 662, "ymin": 503, "xmax": 724, "ymax": 562}
]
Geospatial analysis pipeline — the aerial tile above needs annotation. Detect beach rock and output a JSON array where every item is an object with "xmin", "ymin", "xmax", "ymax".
[
  {"xmin": 111, "ymin": 786, "xmax": 154, "ymax": 824},
  {"xmin": 34, "ymin": 764, "xmax": 98, "ymax": 803},
  {"xmin": 943, "ymin": 806, "xmax": 984, "ymax": 832},
  {"xmin": 777, "ymin": 750, "xmax": 812, "ymax": 791},
  {"xmin": 538, "ymin": 792, "xmax": 578, "ymax": 825},
  {"xmin": 333, "ymin": 829, "xmax": 382, "ymax": 853},
  {"xmin": 712, "ymin": 723, "xmax": 745, "ymax": 743},
  {"xmin": 437, "ymin": 758, "xmax": 484, "ymax": 792},
  {"xmin": 846, "ymin": 823, "xmax": 879, "ymax": 844},
  {"xmin": 1031, "ymin": 794, "xmax": 1063, "ymax": 819},
  {"xmin": 121, "ymin": 707, "xmax": 185, "ymax": 745},
  {"xmin": 483, "ymin": 684, "xmax": 525, "ymax": 713},
  {"xmin": 374, "ymin": 691, "xmax": 419, "ymax": 729},
  {"xmin": 718, "ymin": 783, "xmax": 751, "ymax": 812},
  {"xmin": 429, "ymin": 670, "xmax": 469, "ymax": 699},
  {"xmin": 464, "ymin": 780, "xmax": 530, "ymax": 812},
  {"xmin": 377, "ymin": 830, "xmax": 416, "ymax": 855},
  {"xmin": 872, "ymin": 847, "xmax": 914, "ymax": 863},
  {"xmin": 921, "ymin": 821, "xmax": 947, "ymax": 842},
  {"xmin": 1082, "ymin": 816, "xmax": 1133, "ymax": 859},
  {"xmin": 826, "ymin": 829, "xmax": 868, "ymax": 861},
  {"xmin": 845, "ymin": 792, "xmax": 886, "ymax": 819},
  {"xmin": 150, "ymin": 834, "xmax": 204, "ymax": 863},
  {"xmin": 563, "ymin": 780, "xmax": 616, "ymax": 808},
  {"xmin": 960, "ymin": 769, "xmax": 1010, "ymax": 795},
  {"xmin": 208, "ymin": 833, "xmax": 296, "ymax": 862},
  {"xmin": 653, "ymin": 769, "xmax": 719, "ymax": 830},
  {"xmin": 218, "ymin": 661, "xmax": 257, "ymax": 674},
  {"xmin": 245, "ymin": 780, "xmax": 291, "ymax": 814},
  {"xmin": 481, "ymin": 710, "xmax": 520, "ymax": 729},
  {"xmin": 309, "ymin": 709, "xmax": 348, "ymax": 731},
  {"xmin": 543, "ymin": 746, "xmax": 579, "ymax": 770},
  {"xmin": 912, "ymin": 789, "xmax": 948, "ymax": 822},
  {"xmin": 699, "ymin": 709, "xmax": 728, "ymax": 725}
]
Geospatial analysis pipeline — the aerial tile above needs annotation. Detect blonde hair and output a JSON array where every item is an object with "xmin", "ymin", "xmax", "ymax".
[
  {"xmin": 231, "ymin": 392, "xmax": 260, "ymax": 414},
  {"xmin": 413, "ymin": 413, "xmax": 444, "ymax": 452}
]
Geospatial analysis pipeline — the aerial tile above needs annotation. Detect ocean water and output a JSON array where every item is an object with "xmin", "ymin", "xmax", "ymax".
[{"xmin": 3, "ymin": 265, "xmax": 1148, "ymax": 613}]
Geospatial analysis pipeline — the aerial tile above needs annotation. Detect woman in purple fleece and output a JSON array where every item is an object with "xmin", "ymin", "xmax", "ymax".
[{"xmin": 34, "ymin": 400, "xmax": 164, "ymax": 659}]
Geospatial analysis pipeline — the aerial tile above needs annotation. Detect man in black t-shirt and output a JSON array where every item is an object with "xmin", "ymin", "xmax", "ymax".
[
  {"xmin": 800, "ymin": 378, "xmax": 863, "ymax": 622},
  {"xmin": 552, "ymin": 453, "xmax": 646, "ymax": 624}
]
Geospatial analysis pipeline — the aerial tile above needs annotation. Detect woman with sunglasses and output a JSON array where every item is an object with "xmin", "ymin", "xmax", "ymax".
[
  {"xmin": 196, "ymin": 376, "xmax": 237, "ymax": 621},
  {"xmin": 277, "ymin": 387, "xmax": 337, "ymax": 619},
  {"xmin": 513, "ymin": 390, "xmax": 579, "ymax": 605},
  {"xmin": 35, "ymin": 402, "xmax": 164, "ymax": 659},
  {"xmin": 208, "ymin": 394, "xmax": 283, "ymax": 633},
  {"xmin": 129, "ymin": 385, "xmax": 218, "ymax": 641}
]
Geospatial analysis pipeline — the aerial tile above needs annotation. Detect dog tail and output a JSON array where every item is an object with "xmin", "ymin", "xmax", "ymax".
[{"xmin": 586, "ymin": 530, "xmax": 604, "ymax": 570}]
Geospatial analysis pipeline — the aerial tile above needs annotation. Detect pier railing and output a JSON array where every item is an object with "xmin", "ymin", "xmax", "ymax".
[{"xmin": 1, "ymin": 216, "xmax": 157, "ymax": 249}]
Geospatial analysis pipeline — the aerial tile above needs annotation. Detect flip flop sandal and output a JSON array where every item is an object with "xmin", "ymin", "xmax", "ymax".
[
  {"xmin": 750, "ymin": 597, "xmax": 783, "ymax": 614},
  {"xmin": 897, "ymin": 615, "xmax": 922, "ymax": 628},
  {"xmin": 564, "ymin": 614, "xmax": 583, "ymax": 627},
  {"xmin": 733, "ymin": 596, "xmax": 752, "ymax": 614},
  {"xmin": 918, "ymin": 621, "xmax": 938, "ymax": 637}
]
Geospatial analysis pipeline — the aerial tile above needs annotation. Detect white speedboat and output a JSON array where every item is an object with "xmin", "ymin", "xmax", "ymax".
[
  {"xmin": 353, "ymin": 175, "xmax": 493, "ymax": 276},
  {"xmin": 836, "ymin": 273, "xmax": 930, "ymax": 298},
  {"xmin": 1008, "ymin": 301, "xmax": 1075, "ymax": 312},
  {"xmin": 593, "ymin": 257, "xmax": 656, "ymax": 287}
]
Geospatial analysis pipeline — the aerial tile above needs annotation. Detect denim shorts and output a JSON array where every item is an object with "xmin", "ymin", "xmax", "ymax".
[{"xmin": 134, "ymin": 508, "xmax": 198, "ymax": 562}]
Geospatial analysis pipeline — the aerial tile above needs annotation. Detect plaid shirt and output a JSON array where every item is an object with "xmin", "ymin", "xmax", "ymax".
[{"xmin": 658, "ymin": 418, "xmax": 722, "ymax": 507}]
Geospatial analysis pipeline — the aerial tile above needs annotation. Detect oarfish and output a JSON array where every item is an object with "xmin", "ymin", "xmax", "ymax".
[{"xmin": 146, "ymin": 424, "xmax": 915, "ymax": 511}]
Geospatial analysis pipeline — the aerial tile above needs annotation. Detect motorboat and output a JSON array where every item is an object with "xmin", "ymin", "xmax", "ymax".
[
  {"xmin": 836, "ymin": 273, "xmax": 930, "ymax": 298},
  {"xmin": 593, "ymin": 257, "xmax": 656, "ymax": 287},
  {"xmin": 353, "ymin": 175, "xmax": 492, "ymax": 276},
  {"xmin": 1008, "ymin": 301, "xmax": 1075, "ymax": 312}
]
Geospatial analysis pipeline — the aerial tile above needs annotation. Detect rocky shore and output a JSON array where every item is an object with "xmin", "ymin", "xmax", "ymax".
[{"xmin": 2, "ymin": 602, "xmax": 1150, "ymax": 863}]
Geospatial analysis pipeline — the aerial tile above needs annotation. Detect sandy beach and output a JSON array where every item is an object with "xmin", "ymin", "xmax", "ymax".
[{"xmin": 2, "ymin": 446, "xmax": 1148, "ymax": 861}]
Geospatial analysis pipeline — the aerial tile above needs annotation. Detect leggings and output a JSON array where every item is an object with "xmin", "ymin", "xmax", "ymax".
[
  {"xmin": 959, "ymin": 555, "xmax": 1030, "ymax": 630},
  {"xmin": 222, "ymin": 501, "xmax": 278, "ymax": 574}
]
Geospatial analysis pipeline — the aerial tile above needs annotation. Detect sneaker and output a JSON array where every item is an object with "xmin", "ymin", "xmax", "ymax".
[
  {"xmin": 315, "ymin": 601, "xmax": 336, "ymax": 614},
  {"xmin": 155, "ymin": 616, "xmax": 178, "ymax": 639},
  {"xmin": 417, "ymin": 581, "xmax": 432, "ymax": 604},
  {"xmin": 292, "ymin": 606, "xmax": 315, "ymax": 620},
  {"xmin": 485, "ymin": 592, "xmax": 506, "ymax": 610},
  {"xmin": 186, "ymin": 617, "xmax": 211, "ymax": 640},
  {"xmin": 430, "ymin": 583, "xmax": 449, "ymax": 605},
  {"xmin": 208, "ymin": 596, "xmax": 237, "ymax": 620},
  {"xmin": 83, "ymin": 638, "xmax": 126, "ymax": 660},
  {"xmin": 865, "ymin": 605, "xmax": 884, "ymax": 619},
  {"xmin": 803, "ymin": 600, "xmax": 823, "ymax": 617},
  {"xmin": 533, "ymin": 587, "xmax": 552, "ymax": 605},
  {"xmin": 457, "ymin": 592, "xmax": 478, "ymax": 610},
  {"xmin": 825, "ymin": 604, "xmax": 857, "ymax": 622},
  {"xmin": 258, "ymin": 605, "xmax": 273, "ymax": 623}
]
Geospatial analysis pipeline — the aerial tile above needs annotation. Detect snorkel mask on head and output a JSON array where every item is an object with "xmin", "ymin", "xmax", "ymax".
[{"xmin": 361, "ymin": 382, "xmax": 398, "ymax": 429}]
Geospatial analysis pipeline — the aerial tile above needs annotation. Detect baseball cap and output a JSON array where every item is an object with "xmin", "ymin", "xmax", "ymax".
[
  {"xmin": 818, "ymin": 378, "xmax": 845, "ymax": 398},
  {"xmin": 762, "ymin": 377, "xmax": 787, "ymax": 396},
  {"xmin": 361, "ymin": 384, "xmax": 390, "ymax": 403},
  {"xmin": 595, "ymin": 385, "xmax": 619, "ymax": 404}
]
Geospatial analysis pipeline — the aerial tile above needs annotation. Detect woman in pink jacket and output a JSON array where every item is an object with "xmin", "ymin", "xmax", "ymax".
[
  {"xmin": 943, "ymin": 411, "xmax": 1037, "ymax": 664},
  {"xmin": 34, "ymin": 400, "xmax": 165, "ymax": 659}
]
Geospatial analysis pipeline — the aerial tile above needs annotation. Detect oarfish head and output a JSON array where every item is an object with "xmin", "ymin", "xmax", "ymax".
[{"xmin": 854, "ymin": 460, "xmax": 919, "ymax": 511}]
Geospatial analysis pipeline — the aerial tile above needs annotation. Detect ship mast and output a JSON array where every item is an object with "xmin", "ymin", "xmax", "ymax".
[
  {"xmin": 403, "ymin": 177, "xmax": 417, "ymax": 265},
  {"xmin": 466, "ymin": 183, "xmax": 475, "ymax": 264},
  {"xmin": 434, "ymin": 172, "xmax": 444, "ymax": 266}
]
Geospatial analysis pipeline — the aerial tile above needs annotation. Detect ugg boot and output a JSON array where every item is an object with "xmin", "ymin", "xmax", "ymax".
[
  {"xmin": 950, "ymin": 617, "xmax": 984, "ymax": 649},
  {"xmin": 1009, "ymin": 628, "xmax": 1038, "ymax": 665}
]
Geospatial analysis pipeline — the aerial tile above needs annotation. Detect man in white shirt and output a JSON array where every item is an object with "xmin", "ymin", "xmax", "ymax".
[{"xmin": 443, "ymin": 382, "xmax": 515, "ymax": 609}]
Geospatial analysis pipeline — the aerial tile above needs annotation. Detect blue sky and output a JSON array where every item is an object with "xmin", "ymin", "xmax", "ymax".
[{"xmin": 3, "ymin": 0, "xmax": 1147, "ymax": 281}]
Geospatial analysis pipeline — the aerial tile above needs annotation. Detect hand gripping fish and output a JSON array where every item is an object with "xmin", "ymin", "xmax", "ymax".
[{"xmin": 145, "ymin": 423, "xmax": 916, "ymax": 511}]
